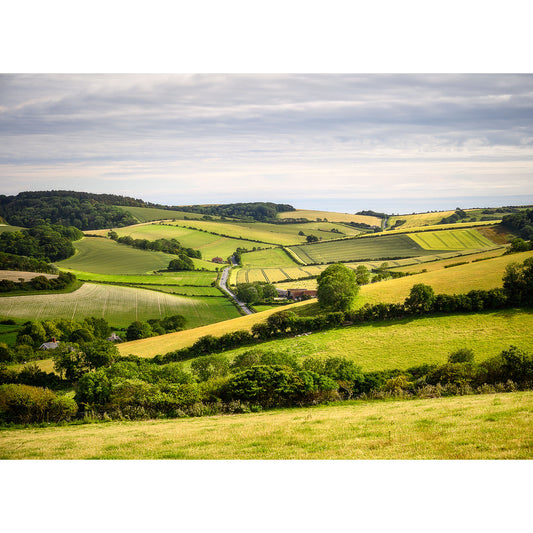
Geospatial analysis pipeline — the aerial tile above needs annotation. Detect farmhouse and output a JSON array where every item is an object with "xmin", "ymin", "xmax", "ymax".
[
  {"xmin": 287, "ymin": 289, "xmax": 317, "ymax": 301},
  {"xmin": 211, "ymin": 257, "xmax": 225, "ymax": 263},
  {"xmin": 39, "ymin": 338, "xmax": 60, "ymax": 350},
  {"xmin": 107, "ymin": 332, "xmax": 123, "ymax": 343}
]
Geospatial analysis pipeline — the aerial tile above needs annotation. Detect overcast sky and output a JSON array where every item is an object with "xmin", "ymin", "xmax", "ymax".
[{"xmin": 1, "ymin": 73, "xmax": 532, "ymax": 214}]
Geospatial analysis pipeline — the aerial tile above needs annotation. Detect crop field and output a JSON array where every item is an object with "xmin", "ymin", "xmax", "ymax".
[
  {"xmin": 232, "ymin": 265, "xmax": 327, "ymax": 285},
  {"xmin": 165, "ymin": 219, "xmax": 362, "ymax": 245},
  {"xmin": 2, "ymin": 391, "xmax": 532, "ymax": 459},
  {"xmin": 114, "ymin": 205, "xmax": 212, "ymax": 222},
  {"xmin": 89, "ymin": 223, "xmax": 265, "ymax": 260},
  {"xmin": 278, "ymin": 209, "xmax": 382, "ymax": 226},
  {"xmin": 0, "ymin": 270, "xmax": 58, "ymax": 282},
  {"xmin": 386, "ymin": 210, "xmax": 456, "ymax": 229},
  {"xmin": 132, "ymin": 285, "xmax": 222, "ymax": 297},
  {"xmin": 287, "ymin": 234, "xmax": 440, "ymax": 264},
  {"xmin": 408, "ymin": 228, "xmax": 495, "ymax": 250},
  {"xmin": 60, "ymin": 269, "xmax": 218, "ymax": 286},
  {"xmin": 240, "ymin": 247, "xmax": 298, "ymax": 268},
  {"xmin": 219, "ymin": 309, "xmax": 533, "ymax": 371},
  {"xmin": 358, "ymin": 249, "xmax": 533, "ymax": 306},
  {"xmin": 0, "ymin": 282, "xmax": 241, "ymax": 328}
]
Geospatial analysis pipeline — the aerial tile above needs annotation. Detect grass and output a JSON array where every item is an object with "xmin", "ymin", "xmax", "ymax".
[
  {"xmin": 58, "ymin": 269, "xmax": 218, "ymax": 286},
  {"xmin": 288, "ymin": 233, "xmax": 438, "ymax": 264},
  {"xmin": 56, "ymin": 237, "xmax": 185, "ymax": 275},
  {"xmin": 219, "ymin": 309, "xmax": 533, "ymax": 371},
  {"xmin": 0, "ymin": 282, "xmax": 241, "ymax": 329},
  {"xmin": 1, "ymin": 391, "xmax": 532, "ymax": 459},
  {"xmin": 0, "ymin": 224, "xmax": 25, "ymax": 233},
  {"xmin": 240, "ymin": 247, "xmax": 299, "ymax": 268},
  {"xmin": 408, "ymin": 228, "xmax": 495, "ymax": 250},
  {"xmin": 387, "ymin": 211, "xmax": 456, "ymax": 229},
  {"xmin": 89, "ymin": 224, "xmax": 266, "ymax": 260},
  {"xmin": 278, "ymin": 209, "xmax": 382, "ymax": 226}
]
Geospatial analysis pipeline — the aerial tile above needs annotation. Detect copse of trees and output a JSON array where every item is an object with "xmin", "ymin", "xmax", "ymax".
[
  {"xmin": 0, "ymin": 224, "xmax": 83, "ymax": 261},
  {"xmin": 501, "ymin": 208, "xmax": 533, "ymax": 240},
  {"xmin": 125, "ymin": 315, "xmax": 186, "ymax": 341},
  {"xmin": 0, "ymin": 271, "xmax": 76, "ymax": 294},
  {"xmin": 235, "ymin": 282, "xmax": 278, "ymax": 305},
  {"xmin": 0, "ymin": 251, "xmax": 57, "ymax": 274}
]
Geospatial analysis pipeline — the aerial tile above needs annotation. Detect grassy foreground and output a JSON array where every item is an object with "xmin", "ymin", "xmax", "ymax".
[{"xmin": 1, "ymin": 391, "xmax": 531, "ymax": 459}]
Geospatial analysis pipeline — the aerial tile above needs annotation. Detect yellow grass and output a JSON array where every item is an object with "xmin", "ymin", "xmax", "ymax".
[
  {"xmin": 383, "ymin": 220, "xmax": 499, "ymax": 235},
  {"xmin": 359, "ymin": 249, "xmax": 533, "ymax": 305},
  {"xmin": 0, "ymin": 271, "xmax": 58, "ymax": 281},
  {"xmin": 1, "ymin": 392, "xmax": 532, "ymax": 459},
  {"xmin": 278, "ymin": 209, "xmax": 382, "ymax": 226},
  {"xmin": 117, "ymin": 299, "xmax": 312, "ymax": 358}
]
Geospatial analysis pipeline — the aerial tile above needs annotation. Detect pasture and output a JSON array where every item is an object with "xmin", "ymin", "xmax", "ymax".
[
  {"xmin": 0, "ymin": 225, "xmax": 25, "ymax": 233},
  {"xmin": 89, "ymin": 224, "xmax": 265, "ymax": 260},
  {"xmin": 1, "ymin": 391, "xmax": 531, "ymax": 459},
  {"xmin": 240, "ymin": 247, "xmax": 298, "ymax": 268},
  {"xmin": 0, "ymin": 282, "xmax": 241, "ymax": 328},
  {"xmin": 56, "ymin": 237, "xmax": 183, "ymax": 275},
  {"xmin": 277, "ymin": 209, "xmax": 382, "ymax": 226}
]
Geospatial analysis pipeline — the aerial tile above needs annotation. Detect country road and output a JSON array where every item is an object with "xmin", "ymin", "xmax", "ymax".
[{"xmin": 218, "ymin": 258, "xmax": 253, "ymax": 315}]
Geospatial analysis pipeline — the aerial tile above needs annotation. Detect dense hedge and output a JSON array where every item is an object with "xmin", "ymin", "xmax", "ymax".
[{"xmin": 0, "ymin": 271, "xmax": 76, "ymax": 294}]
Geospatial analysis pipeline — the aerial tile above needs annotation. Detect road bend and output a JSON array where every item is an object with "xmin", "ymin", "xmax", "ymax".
[{"xmin": 218, "ymin": 258, "xmax": 253, "ymax": 315}]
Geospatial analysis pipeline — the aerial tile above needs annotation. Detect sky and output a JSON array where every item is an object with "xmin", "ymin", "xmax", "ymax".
[{"xmin": 1, "ymin": 73, "xmax": 533, "ymax": 214}]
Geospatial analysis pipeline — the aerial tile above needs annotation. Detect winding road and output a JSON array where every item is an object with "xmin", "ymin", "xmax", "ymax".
[{"xmin": 218, "ymin": 257, "xmax": 253, "ymax": 315}]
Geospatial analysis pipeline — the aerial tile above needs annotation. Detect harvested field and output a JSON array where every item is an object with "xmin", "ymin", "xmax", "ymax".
[{"xmin": 0, "ymin": 271, "xmax": 58, "ymax": 282}]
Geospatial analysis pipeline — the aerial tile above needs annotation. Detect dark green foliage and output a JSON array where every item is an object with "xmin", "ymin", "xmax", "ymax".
[
  {"xmin": 190, "ymin": 355, "xmax": 230, "ymax": 382},
  {"xmin": 0, "ymin": 271, "xmax": 77, "ymax": 294},
  {"xmin": 169, "ymin": 202, "xmax": 294, "ymax": 222},
  {"xmin": 438, "ymin": 208, "xmax": 469, "ymax": 224},
  {"xmin": 0, "ymin": 224, "xmax": 82, "ymax": 261},
  {"xmin": 503, "ymin": 258, "xmax": 533, "ymax": 306},
  {"xmin": 168, "ymin": 255, "xmax": 195, "ymax": 271},
  {"xmin": 0, "ymin": 384, "xmax": 77, "ymax": 423},
  {"xmin": 506, "ymin": 238, "xmax": 532, "ymax": 254},
  {"xmin": 0, "ymin": 251, "xmax": 56, "ymax": 274},
  {"xmin": 448, "ymin": 348, "xmax": 475, "ymax": 363},
  {"xmin": 501, "ymin": 208, "xmax": 533, "ymax": 240},
  {"xmin": 306, "ymin": 234, "xmax": 319, "ymax": 243},
  {"xmin": 317, "ymin": 263, "xmax": 359, "ymax": 311},
  {"xmin": 0, "ymin": 191, "xmax": 138, "ymax": 230},
  {"xmin": 235, "ymin": 282, "xmax": 278, "ymax": 305},
  {"xmin": 126, "ymin": 321, "xmax": 153, "ymax": 341},
  {"xmin": 404, "ymin": 283, "xmax": 436, "ymax": 313},
  {"xmin": 111, "ymin": 233, "xmax": 201, "ymax": 262}
]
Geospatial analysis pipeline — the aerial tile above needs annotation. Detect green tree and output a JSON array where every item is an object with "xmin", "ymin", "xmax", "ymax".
[
  {"xmin": 404, "ymin": 283, "xmax": 436, "ymax": 314},
  {"xmin": 126, "ymin": 321, "xmax": 153, "ymax": 341},
  {"xmin": 306, "ymin": 234, "xmax": 319, "ymax": 243},
  {"xmin": 316, "ymin": 263, "xmax": 359, "ymax": 311},
  {"xmin": 355, "ymin": 265, "xmax": 370, "ymax": 285},
  {"xmin": 448, "ymin": 348, "xmax": 475, "ymax": 364},
  {"xmin": 190, "ymin": 355, "xmax": 229, "ymax": 382}
]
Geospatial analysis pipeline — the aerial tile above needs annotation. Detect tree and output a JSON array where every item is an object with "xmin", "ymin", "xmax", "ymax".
[
  {"xmin": 306, "ymin": 234, "xmax": 319, "ymax": 243},
  {"xmin": 503, "ymin": 258, "xmax": 533, "ymax": 306},
  {"xmin": 355, "ymin": 265, "xmax": 370, "ymax": 285},
  {"xmin": 316, "ymin": 263, "xmax": 359, "ymax": 311},
  {"xmin": 126, "ymin": 321, "xmax": 153, "ymax": 341},
  {"xmin": 404, "ymin": 284, "xmax": 435, "ymax": 314},
  {"xmin": 448, "ymin": 348, "xmax": 475, "ymax": 364}
]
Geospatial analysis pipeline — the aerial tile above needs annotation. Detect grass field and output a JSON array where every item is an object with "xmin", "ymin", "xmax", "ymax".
[
  {"xmin": 0, "ymin": 282, "xmax": 241, "ymax": 328},
  {"xmin": 89, "ymin": 224, "xmax": 266, "ymax": 260},
  {"xmin": 240, "ymin": 247, "xmax": 299, "ymax": 268},
  {"xmin": 288, "ymin": 233, "xmax": 438, "ymax": 264},
  {"xmin": 56, "ymin": 237, "xmax": 186, "ymax": 275},
  {"xmin": 218, "ymin": 309, "xmax": 533, "ymax": 371},
  {"xmin": 359, "ymin": 249, "xmax": 533, "ymax": 306},
  {"xmin": 58, "ymin": 269, "xmax": 218, "ymax": 286},
  {"xmin": 1, "ymin": 391, "xmax": 531, "ymax": 459},
  {"xmin": 0, "ymin": 224, "xmax": 25, "ymax": 233},
  {"xmin": 408, "ymin": 228, "xmax": 495, "ymax": 250},
  {"xmin": 278, "ymin": 209, "xmax": 382, "ymax": 226},
  {"xmin": 0, "ymin": 270, "xmax": 58, "ymax": 281}
]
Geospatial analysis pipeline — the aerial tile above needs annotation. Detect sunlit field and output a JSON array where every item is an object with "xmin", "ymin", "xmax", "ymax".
[{"xmin": 277, "ymin": 209, "xmax": 382, "ymax": 226}]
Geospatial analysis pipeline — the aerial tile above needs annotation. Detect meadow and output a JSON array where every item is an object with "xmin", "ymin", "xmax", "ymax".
[
  {"xmin": 0, "ymin": 224, "xmax": 25, "ymax": 233},
  {"xmin": 408, "ymin": 228, "xmax": 495, "ymax": 250},
  {"xmin": 0, "ymin": 282, "xmax": 240, "ymax": 328},
  {"xmin": 1, "ymin": 391, "xmax": 531, "ymax": 459},
  {"xmin": 277, "ymin": 209, "xmax": 382, "ymax": 226},
  {"xmin": 89, "ymin": 224, "xmax": 265, "ymax": 260},
  {"xmin": 240, "ymin": 247, "xmax": 299, "ymax": 268}
]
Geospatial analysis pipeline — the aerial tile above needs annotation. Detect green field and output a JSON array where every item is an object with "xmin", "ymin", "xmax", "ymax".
[
  {"xmin": 167, "ymin": 219, "xmax": 361, "ymax": 245},
  {"xmin": 288, "ymin": 233, "xmax": 438, "ymax": 264},
  {"xmin": 409, "ymin": 228, "xmax": 495, "ymax": 250},
  {"xmin": 0, "ymin": 224, "xmax": 25, "ymax": 233},
  {"xmin": 89, "ymin": 224, "xmax": 265, "ymax": 260},
  {"xmin": 240, "ymin": 247, "xmax": 299, "ymax": 268},
  {"xmin": 0, "ymin": 282, "xmax": 241, "ymax": 328},
  {"xmin": 59, "ymin": 269, "xmax": 218, "ymax": 286},
  {"xmin": 217, "ymin": 309, "xmax": 533, "ymax": 371},
  {"xmin": 1, "ymin": 391, "xmax": 531, "ymax": 459},
  {"xmin": 131, "ymin": 284, "xmax": 222, "ymax": 297}
]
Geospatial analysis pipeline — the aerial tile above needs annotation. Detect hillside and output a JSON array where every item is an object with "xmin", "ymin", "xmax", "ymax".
[{"xmin": 2, "ymin": 391, "xmax": 531, "ymax": 459}]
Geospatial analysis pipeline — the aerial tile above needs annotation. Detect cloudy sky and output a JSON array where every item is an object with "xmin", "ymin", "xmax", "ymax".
[{"xmin": 1, "ymin": 73, "xmax": 532, "ymax": 213}]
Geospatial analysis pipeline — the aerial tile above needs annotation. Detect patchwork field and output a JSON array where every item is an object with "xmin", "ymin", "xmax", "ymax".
[
  {"xmin": 278, "ymin": 209, "xmax": 382, "ymax": 226},
  {"xmin": 386, "ymin": 211, "xmax": 456, "ymax": 229},
  {"xmin": 287, "ymin": 233, "xmax": 439, "ymax": 264},
  {"xmin": 0, "ymin": 282, "xmax": 240, "ymax": 328},
  {"xmin": 0, "ymin": 270, "xmax": 58, "ymax": 282},
  {"xmin": 1, "ymin": 391, "xmax": 531, "ymax": 459},
  {"xmin": 89, "ymin": 224, "xmax": 265, "ymax": 260},
  {"xmin": 165, "ymin": 219, "xmax": 361, "ymax": 245},
  {"xmin": 408, "ymin": 228, "xmax": 495, "ymax": 250},
  {"xmin": 240, "ymin": 247, "xmax": 299, "ymax": 268}
]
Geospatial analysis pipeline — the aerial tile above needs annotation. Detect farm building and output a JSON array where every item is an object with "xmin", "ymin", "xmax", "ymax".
[
  {"xmin": 107, "ymin": 332, "xmax": 123, "ymax": 343},
  {"xmin": 287, "ymin": 289, "xmax": 317, "ymax": 300},
  {"xmin": 211, "ymin": 257, "xmax": 225, "ymax": 263},
  {"xmin": 39, "ymin": 338, "xmax": 60, "ymax": 350}
]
